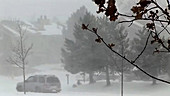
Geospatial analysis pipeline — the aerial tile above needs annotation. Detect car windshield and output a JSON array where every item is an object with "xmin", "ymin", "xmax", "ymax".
[
  {"xmin": 47, "ymin": 77, "xmax": 59, "ymax": 83},
  {"xmin": 26, "ymin": 76, "xmax": 37, "ymax": 82}
]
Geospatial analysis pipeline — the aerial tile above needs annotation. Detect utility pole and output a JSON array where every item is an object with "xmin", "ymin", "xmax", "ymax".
[
  {"xmin": 66, "ymin": 74, "xmax": 69, "ymax": 85},
  {"xmin": 82, "ymin": 72, "xmax": 86, "ymax": 83},
  {"xmin": 121, "ymin": 39, "xmax": 124, "ymax": 96}
]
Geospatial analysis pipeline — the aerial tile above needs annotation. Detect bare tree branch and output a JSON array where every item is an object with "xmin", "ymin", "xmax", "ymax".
[
  {"xmin": 83, "ymin": 25, "xmax": 170, "ymax": 84},
  {"xmin": 167, "ymin": 0, "xmax": 170, "ymax": 5},
  {"xmin": 132, "ymin": 30, "xmax": 151, "ymax": 63},
  {"xmin": 158, "ymin": 22, "xmax": 170, "ymax": 35},
  {"xmin": 23, "ymin": 43, "xmax": 33, "ymax": 60},
  {"xmin": 119, "ymin": 18, "xmax": 168, "ymax": 23},
  {"xmin": 7, "ymin": 20, "xmax": 33, "ymax": 94},
  {"xmin": 7, "ymin": 57, "xmax": 23, "ymax": 69},
  {"xmin": 151, "ymin": 0, "xmax": 170, "ymax": 17}
]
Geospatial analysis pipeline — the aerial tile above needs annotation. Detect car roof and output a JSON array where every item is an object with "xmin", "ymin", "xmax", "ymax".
[{"xmin": 33, "ymin": 75, "xmax": 58, "ymax": 78}]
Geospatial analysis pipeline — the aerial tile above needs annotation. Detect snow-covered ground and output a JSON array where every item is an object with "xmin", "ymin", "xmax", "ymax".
[
  {"xmin": 1, "ymin": 64, "xmax": 170, "ymax": 96},
  {"xmin": 1, "ymin": 75, "xmax": 169, "ymax": 96}
]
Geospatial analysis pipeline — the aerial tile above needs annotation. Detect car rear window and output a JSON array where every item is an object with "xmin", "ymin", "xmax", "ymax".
[{"xmin": 47, "ymin": 77, "xmax": 59, "ymax": 83}]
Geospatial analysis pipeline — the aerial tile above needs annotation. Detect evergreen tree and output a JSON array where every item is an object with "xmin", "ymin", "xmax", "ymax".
[
  {"xmin": 132, "ymin": 28, "xmax": 166, "ymax": 85},
  {"xmin": 96, "ymin": 17, "xmax": 130, "ymax": 85},
  {"xmin": 62, "ymin": 6, "xmax": 87, "ymax": 40},
  {"xmin": 62, "ymin": 12, "xmax": 101, "ymax": 84},
  {"xmin": 62, "ymin": 11, "xmax": 130, "ymax": 85}
]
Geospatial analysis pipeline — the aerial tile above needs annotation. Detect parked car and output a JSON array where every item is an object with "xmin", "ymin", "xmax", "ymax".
[{"xmin": 16, "ymin": 75, "xmax": 61, "ymax": 93}]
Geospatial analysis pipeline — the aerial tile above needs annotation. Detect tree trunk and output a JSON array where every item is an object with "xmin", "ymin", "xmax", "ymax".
[
  {"xmin": 89, "ymin": 72, "xmax": 95, "ymax": 84},
  {"xmin": 106, "ymin": 64, "xmax": 111, "ymax": 86},
  {"xmin": 152, "ymin": 78, "xmax": 157, "ymax": 85},
  {"xmin": 23, "ymin": 63, "xmax": 26, "ymax": 94},
  {"xmin": 167, "ymin": 58, "xmax": 170, "ymax": 78}
]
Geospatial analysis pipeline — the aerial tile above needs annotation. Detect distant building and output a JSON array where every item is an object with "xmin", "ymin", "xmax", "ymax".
[{"xmin": 35, "ymin": 15, "xmax": 51, "ymax": 31}]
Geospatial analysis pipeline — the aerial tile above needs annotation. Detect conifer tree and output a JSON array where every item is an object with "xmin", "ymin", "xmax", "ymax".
[
  {"xmin": 62, "ymin": 6, "xmax": 87, "ymax": 40},
  {"xmin": 132, "ymin": 28, "xmax": 166, "ymax": 84},
  {"xmin": 62, "ymin": 12, "xmax": 130, "ymax": 85},
  {"xmin": 62, "ymin": 12, "xmax": 100, "ymax": 84}
]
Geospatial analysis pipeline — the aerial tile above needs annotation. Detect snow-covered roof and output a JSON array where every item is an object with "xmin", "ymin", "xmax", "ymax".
[
  {"xmin": 38, "ymin": 23, "xmax": 62, "ymax": 35},
  {"xmin": 2, "ymin": 25, "xmax": 19, "ymax": 36},
  {"xmin": 2, "ymin": 21, "xmax": 63, "ymax": 36}
]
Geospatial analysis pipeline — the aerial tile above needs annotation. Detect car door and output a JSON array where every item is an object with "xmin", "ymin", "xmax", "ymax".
[
  {"xmin": 38, "ymin": 76, "xmax": 45, "ymax": 92},
  {"xmin": 25, "ymin": 76, "xmax": 38, "ymax": 92}
]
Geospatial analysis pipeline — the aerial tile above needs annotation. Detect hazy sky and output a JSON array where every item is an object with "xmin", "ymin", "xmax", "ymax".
[
  {"xmin": 0, "ymin": 0, "xmax": 97, "ymax": 22},
  {"xmin": 0, "ymin": 0, "xmax": 166, "ymax": 24}
]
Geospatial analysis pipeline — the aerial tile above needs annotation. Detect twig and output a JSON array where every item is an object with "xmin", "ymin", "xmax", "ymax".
[
  {"xmin": 158, "ymin": 22, "xmax": 170, "ymax": 35},
  {"xmin": 151, "ymin": 0, "xmax": 170, "ymax": 17},
  {"xmin": 118, "ymin": 13, "xmax": 135, "ymax": 18},
  {"xmin": 119, "ymin": 18, "xmax": 168, "ymax": 23},
  {"xmin": 132, "ymin": 30, "xmax": 151, "ymax": 63},
  {"xmin": 167, "ymin": 0, "xmax": 170, "ymax": 5},
  {"xmin": 85, "ymin": 27, "xmax": 170, "ymax": 84}
]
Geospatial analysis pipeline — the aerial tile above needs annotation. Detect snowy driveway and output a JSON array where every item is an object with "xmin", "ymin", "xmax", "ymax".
[
  {"xmin": 0, "ymin": 92, "xmax": 150, "ymax": 96},
  {"xmin": 0, "ymin": 68, "xmax": 169, "ymax": 96}
]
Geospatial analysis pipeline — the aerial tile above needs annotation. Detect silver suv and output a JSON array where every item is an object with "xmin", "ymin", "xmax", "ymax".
[{"xmin": 16, "ymin": 75, "xmax": 61, "ymax": 93}]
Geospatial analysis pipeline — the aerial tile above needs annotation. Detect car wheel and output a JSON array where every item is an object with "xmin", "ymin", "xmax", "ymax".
[
  {"xmin": 56, "ymin": 89, "xmax": 61, "ymax": 93},
  {"xmin": 16, "ymin": 86, "xmax": 23, "ymax": 92}
]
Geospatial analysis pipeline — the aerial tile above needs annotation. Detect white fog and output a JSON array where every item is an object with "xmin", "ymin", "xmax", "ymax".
[{"xmin": 0, "ymin": 0, "xmax": 170, "ymax": 96}]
